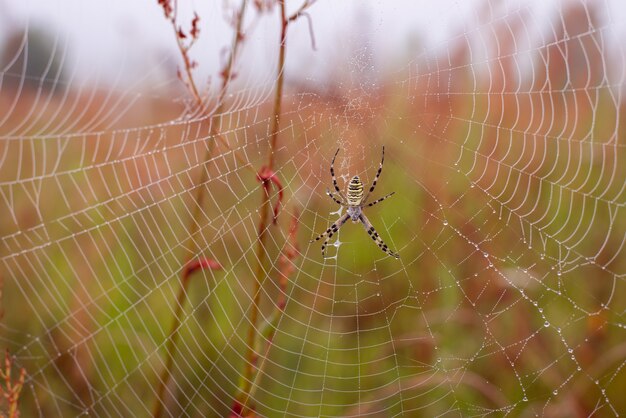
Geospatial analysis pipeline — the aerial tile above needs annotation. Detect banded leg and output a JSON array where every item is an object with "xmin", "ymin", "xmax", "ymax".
[
  {"xmin": 359, "ymin": 213, "xmax": 399, "ymax": 259},
  {"xmin": 326, "ymin": 189, "xmax": 345, "ymax": 206},
  {"xmin": 321, "ymin": 214, "xmax": 350, "ymax": 258},
  {"xmin": 366, "ymin": 146, "xmax": 385, "ymax": 198},
  {"xmin": 310, "ymin": 213, "xmax": 349, "ymax": 243},
  {"xmin": 366, "ymin": 191, "xmax": 395, "ymax": 208},
  {"xmin": 330, "ymin": 149, "xmax": 343, "ymax": 197}
]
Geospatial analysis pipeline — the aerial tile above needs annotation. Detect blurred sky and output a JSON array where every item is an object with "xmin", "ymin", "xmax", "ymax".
[{"xmin": 1, "ymin": 0, "xmax": 626, "ymax": 92}]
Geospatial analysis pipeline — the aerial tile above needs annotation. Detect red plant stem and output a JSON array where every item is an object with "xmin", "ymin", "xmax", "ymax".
[
  {"xmin": 257, "ymin": 166, "xmax": 284, "ymax": 223},
  {"xmin": 165, "ymin": 2, "xmax": 204, "ymax": 111},
  {"xmin": 246, "ymin": 210, "xmax": 299, "ymax": 403},
  {"xmin": 176, "ymin": 37, "xmax": 203, "ymax": 112},
  {"xmin": 236, "ymin": 2, "xmax": 288, "ymax": 416},
  {"xmin": 152, "ymin": 1, "xmax": 249, "ymax": 416},
  {"xmin": 152, "ymin": 275, "xmax": 192, "ymax": 418},
  {"xmin": 267, "ymin": 1, "xmax": 287, "ymax": 169},
  {"xmin": 237, "ymin": 186, "xmax": 272, "ymax": 415},
  {"xmin": 218, "ymin": 0, "xmax": 249, "ymax": 108},
  {"xmin": 1, "ymin": 350, "xmax": 26, "ymax": 418},
  {"xmin": 201, "ymin": 0, "xmax": 253, "ymax": 191},
  {"xmin": 152, "ymin": 260, "xmax": 221, "ymax": 418}
]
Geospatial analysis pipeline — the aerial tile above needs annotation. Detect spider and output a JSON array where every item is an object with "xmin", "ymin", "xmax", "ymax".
[{"xmin": 310, "ymin": 146, "xmax": 399, "ymax": 259}]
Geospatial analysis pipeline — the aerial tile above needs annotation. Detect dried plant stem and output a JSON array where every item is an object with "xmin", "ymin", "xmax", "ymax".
[
  {"xmin": 203, "ymin": 0, "xmax": 253, "ymax": 182},
  {"xmin": 247, "ymin": 210, "xmax": 299, "ymax": 404},
  {"xmin": 175, "ymin": 35, "xmax": 203, "ymax": 111},
  {"xmin": 207, "ymin": 0, "xmax": 253, "ymax": 181},
  {"xmin": 161, "ymin": 1, "xmax": 203, "ymax": 111},
  {"xmin": 0, "ymin": 273, "xmax": 4, "ymax": 322},
  {"xmin": 152, "ymin": 2, "xmax": 249, "ymax": 417},
  {"xmin": 1, "ymin": 350, "xmax": 26, "ymax": 418},
  {"xmin": 151, "ymin": 277, "xmax": 192, "ymax": 418},
  {"xmin": 217, "ymin": 0, "xmax": 248, "ymax": 108},
  {"xmin": 237, "ymin": 1, "xmax": 290, "ymax": 415},
  {"xmin": 236, "ymin": 185, "xmax": 273, "ymax": 415},
  {"xmin": 267, "ymin": 0, "xmax": 287, "ymax": 168}
]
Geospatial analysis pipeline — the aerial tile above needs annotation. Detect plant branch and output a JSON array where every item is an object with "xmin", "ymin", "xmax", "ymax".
[
  {"xmin": 217, "ymin": 0, "xmax": 249, "ymax": 109},
  {"xmin": 235, "ymin": 2, "xmax": 288, "ymax": 413},
  {"xmin": 287, "ymin": 0, "xmax": 317, "ymax": 50},
  {"xmin": 152, "ymin": 1, "xmax": 249, "ymax": 416},
  {"xmin": 152, "ymin": 259, "xmax": 222, "ymax": 418},
  {"xmin": 158, "ymin": 0, "xmax": 204, "ymax": 111},
  {"xmin": 0, "ymin": 350, "xmax": 26, "ymax": 418},
  {"xmin": 235, "ymin": 1, "xmax": 315, "ymax": 415},
  {"xmin": 247, "ymin": 209, "xmax": 299, "ymax": 403}
]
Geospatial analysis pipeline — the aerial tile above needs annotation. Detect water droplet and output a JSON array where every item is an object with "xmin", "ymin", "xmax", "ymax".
[
  {"xmin": 443, "ymin": 220, "xmax": 448, "ymax": 226},
  {"xmin": 544, "ymin": 321, "xmax": 550, "ymax": 327}
]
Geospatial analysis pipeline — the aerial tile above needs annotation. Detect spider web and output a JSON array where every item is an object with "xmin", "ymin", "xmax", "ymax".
[{"xmin": 1, "ymin": 0, "xmax": 625, "ymax": 416}]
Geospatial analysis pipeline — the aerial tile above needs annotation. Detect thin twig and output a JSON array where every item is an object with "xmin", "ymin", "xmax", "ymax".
[
  {"xmin": 161, "ymin": 0, "xmax": 204, "ymax": 111},
  {"xmin": 152, "ymin": 1, "xmax": 249, "ymax": 417},
  {"xmin": 236, "ymin": 1, "xmax": 316, "ymax": 415},
  {"xmin": 0, "ymin": 350, "xmax": 26, "ymax": 418},
  {"xmin": 235, "ymin": 1, "xmax": 289, "ymax": 414},
  {"xmin": 287, "ymin": 0, "xmax": 317, "ymax": 50},
  {"xmin": 247, "ymin": 209, "xmax": 299, "ymax": 403},
  {"xmin": 267, "ymin": 1, "xmax": 288, "ymax": 169},
  {"xmin": 152, "ymin": 260, "xmax": 222, "ymax": 418},
  {"xmin": 217, "ymin": 0, "xmax": 249, "ymax": 108}
]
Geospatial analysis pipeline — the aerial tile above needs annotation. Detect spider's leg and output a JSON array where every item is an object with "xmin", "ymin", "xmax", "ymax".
[
  {"xmin": 309, "ymin": 213, "xmax": 349, "ymax": 243},
  {"xmin": 359, "ymin": 213, "xmax": 399, "ymax": 259},
  {"xmin": 330, "ymin": 149, "xmax": 343, "ymax": 195},
  {"xmin": 364, "ymin": 146, "xmax": 385, "ymax": 203},
  {"xmin": 320, "ymin": 213, "xmax": 350, "ymax": 258},
  {"xmin": 366, "ymin": 191, "xmax": 395, "ymax": 208},
  {"xmin": 326, "ymin": 188, "xmax": 345, "ymax": 206},
  {"xmin": 310, "ymin": 226, "xmax": 332, "ymax": 243}
]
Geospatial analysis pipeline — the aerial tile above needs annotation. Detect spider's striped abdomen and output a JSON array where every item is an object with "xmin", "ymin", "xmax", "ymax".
[{"xmin": 347, "ymin": 175, "xmax": 364, "ymax": 206}]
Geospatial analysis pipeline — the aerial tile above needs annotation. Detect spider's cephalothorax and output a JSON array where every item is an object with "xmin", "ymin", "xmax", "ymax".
[{"xmin": 310, "ymin": 147, "xmax": 399, "ymax": 259}]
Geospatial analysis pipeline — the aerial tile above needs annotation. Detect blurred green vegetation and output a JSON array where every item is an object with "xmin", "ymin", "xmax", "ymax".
[{"xmin": 1, "ymin": 2, "xmax": 625, "ymax": 417}]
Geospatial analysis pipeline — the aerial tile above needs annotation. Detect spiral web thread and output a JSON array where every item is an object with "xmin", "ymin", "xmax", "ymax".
[{"xmin": 0, "ymin": 0, "xmax": 625, "ymax": 416}]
